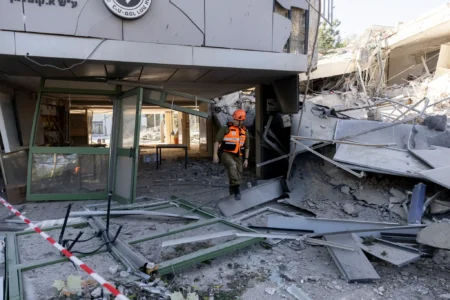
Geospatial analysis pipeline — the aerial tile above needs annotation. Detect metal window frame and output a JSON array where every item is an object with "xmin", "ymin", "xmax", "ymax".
[
  {"xmin": 112, "ymin": 88, "xmax": 143, "ymax": 204},
  {"xmin": 3, "ymin": 199, "xmax": 261, "ymax": 300},
  {"xmin": 25, "ymin": 79, "xmax": 144, "ymax": 202}
]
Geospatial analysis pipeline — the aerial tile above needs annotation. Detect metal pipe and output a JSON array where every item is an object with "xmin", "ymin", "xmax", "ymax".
[
  {"xmin": 106, "ymin": 192, "xmax": 112, "ymax": 235},
  {"xmin": 58, "ymin": 204, "xmax": 72, "ymax": 245},
  {"xmin": 309, "ymin": 224, "xmax": 427, "ymax": 238},
  {"xmin": 70, "ymin": 210, "xmax": 200, "ymax": 220},
  {"xmin": 392, "ymin": 97, "xmax": 428, "ymax": 122},
  {"xmin": 112, "ymin": 225, "xmax": 123, "ymax": 243},
  {"xmin": 90, "ymin": 217, "xmax": 152, "ymax": 280},
  {"xmin": 67, "ymin": 231, "xmax": 83, "ymax": 251},
  {"xmin": 291, "ymin": 136, "xmax": 396, "ymax": 147}
]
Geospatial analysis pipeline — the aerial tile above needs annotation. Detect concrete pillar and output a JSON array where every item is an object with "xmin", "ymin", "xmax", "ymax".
[
  {"xmin": 290, "ymin": 8, "xmax": 306, "ymax": 54},
  {"xmin": 255, "ymin": 85, "xmax": 263, "ymax": 178},
  {"xmin": 181, "ymin": 113, "xmax": 190, "ymax": 149},
  {"xmin": 0, "ymin": 93, "xmax": 20, "ymax": 153},
  {"xmin": 165, "ymin": 111, "xmax": 174, "ymax": 144}
]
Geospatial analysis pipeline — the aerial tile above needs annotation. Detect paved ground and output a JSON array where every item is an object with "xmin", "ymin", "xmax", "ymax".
[{"xmin": 2, "ymin": 149, "xmax": 450, "ymax": 300}]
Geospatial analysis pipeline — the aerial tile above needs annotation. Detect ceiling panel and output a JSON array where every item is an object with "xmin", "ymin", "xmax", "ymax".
[
  {"xmin": 66, "ymin": 62, "xmax": 107, "ymax": 77},
  {"xmin": 223, "ymin": 70, "xmax": 291, "ymax": 84},
  {"xmin": 105, "ymin": 64, "xmax": 143, "ymax": 79},
  {"xmin": 168, "ymin": 69, "xmax": 209, "ymax": 82},
  {"xmin": 139, "ymin": 67, "xmax": 177, "ymax": 82},
  {"xmin": 196, "ymin": 70, "xmax": 239, "ymax": 83},
  {"xmin": 0, "ymin": 57, "xmax": 40, "ymax": 77}
]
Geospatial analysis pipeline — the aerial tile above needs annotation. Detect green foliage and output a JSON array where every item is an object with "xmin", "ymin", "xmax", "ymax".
[{"xmin": 318, "ymin": 19, "xmax": 345, "ymax": 52}]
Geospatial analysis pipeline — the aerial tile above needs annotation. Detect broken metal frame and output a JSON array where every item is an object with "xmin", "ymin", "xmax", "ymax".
[
  {"xmin": 263, "ymin": 96, "xmax": 433, "ymax": 169},
  {"xmin": 291, "ymin": 136, "xmax": 396, "ymax": 148},
  {"xmin": 26, "ymin": 78, "xmax": 213, "ymax": 202},
  {"xmin": 3, "ymin": 200, "xmax": 177, "ymax": 300},
  {"xmin": 144, "ymin": 88, "xmax": 211, "ymax": 119},
  {"xmin": 290, "ymin": 138, "xmax": 365, "ymax": 178},
  {"xmin": 3, "ymin": 199, "xmax": 261, "ymax": 299},
  {"xmin": 26, "ymin": 78, "xmax": 120, "ymax": 202}
]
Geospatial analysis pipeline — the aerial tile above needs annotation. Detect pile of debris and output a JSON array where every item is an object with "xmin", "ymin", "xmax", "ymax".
[{"xmin": 212, "ymin": 91, "xmax": 256, "ymax": 129}]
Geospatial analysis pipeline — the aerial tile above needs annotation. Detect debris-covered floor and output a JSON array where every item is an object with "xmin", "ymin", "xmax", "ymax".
[{"xmin": 2, "ymin": 148, "xmax": 450, "ymax": 300}]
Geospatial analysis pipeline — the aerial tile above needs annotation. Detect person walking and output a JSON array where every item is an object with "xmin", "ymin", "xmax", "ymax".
[{"xmin": 213, "ymin": 109, "xmax": 249, "ymax": 200}]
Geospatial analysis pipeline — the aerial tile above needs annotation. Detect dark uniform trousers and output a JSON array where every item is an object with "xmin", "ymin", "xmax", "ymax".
[{"xmin": 221, "ymin": 152, "xmax": 243, "ymax": 194}]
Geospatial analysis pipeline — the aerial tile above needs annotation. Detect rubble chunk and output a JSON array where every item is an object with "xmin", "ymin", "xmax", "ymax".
[
  {"xmin": 286, "ymin": 285, "xmax": 313, "ymax": 300},
  {"xmin": 340, "ymin": 186, "xmax": 351, "ymax": 195},
  {"xmin": 109, "ymin": 265, "xmax": 119, "ymax": 275},
  {"xmin": 389, "ymin": 197, "xmax": 404, "ymax": 204},
  {"xmin": 389, "ymin": 188, "xmax": 406, "ymax": 200},
  {"xmin": 120, "ymin": 271, "xmax": 130, "ymax": 278},
  {"xmin": 432, "ymin": 249, "xmax": 450, "ymax": 265},
  {"xmin": 418, "ymin": 223, "xmax": 450, "ymax": 249},
  {"xmin": 265, "ymin": 287, "xmax": 277, "ymax": 295},
  {"xmin": 424, "ymin": 115, "xmax": 448, "ymax": 132},
  {"xmin": 343, "ymin": 203, "xmax": 357, "ymax": 216},
  {"xmin": 430, "ymin": 200, "xmax": 450, "ymax": 214},
  {"xmin": 353, "ymin": 189, "xmax": 387, "ymax": 206}
]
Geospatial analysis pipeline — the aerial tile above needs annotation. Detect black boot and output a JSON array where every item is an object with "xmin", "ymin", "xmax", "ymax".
[{"xmin": 234, "ymin": 186, "xmax": 241, "ymax": 201}]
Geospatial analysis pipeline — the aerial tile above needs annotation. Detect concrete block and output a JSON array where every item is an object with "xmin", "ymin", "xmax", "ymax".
[
  {"xmin": 0, "ymin": 0, "xmax": 25, "ymax": 31},
  {"xmin": 218, "ymin": 178, "xmax": 284, "ymax": 217},
  {"xmin": 417, "ymin": 223, "xmax": 450, "ymax": 250},
  {"xmin": 411, "ymin": 146, "xmax": 450, "ymax": 169},
  {"xmin": 205, "ymin": 0, "xmax": 273, "ymax": 52},
  {"xmin": 334, "ymin": 144, "xmax": 431, "ymax": 177},
  {"xmin": 0, "ymin": 31, "xmax": 16, "ymax": 55},
  {"xmin": 74, "ymin": 0, "xmax": 122, "ymax": 40},
  {"xmin": 123, "ymin": 0, "xmax": 203, "ymax": 46},
  {"xmin": 273, "ymin": 13, "xmax": 292, "ymax": 52},
  {"xmin": 23, "ymin": 0, "xmax": 89, "ymax": 35},
  {"xmin": 421, "ymin": 166, "xmax": 450, "ymax": 190},
  {"xmin": 171, "ymin": 0, "xmax": 205, "ymax": 32}
]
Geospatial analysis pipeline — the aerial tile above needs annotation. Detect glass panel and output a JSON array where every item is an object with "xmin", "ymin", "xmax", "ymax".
[
  {"xmin": 31, "ymin": 153, "xmax": 108, "ymax": 194},
  {"xmin": 90, "ymin": 109, "xmax": 113, "ymax": 147},
  {"xmin": 1, "ymin": 149, "xmax": 28, "ymax": 185},
  {"xmin": 120, "ymin": 95, "xmax": 138, "ymax": 148}
]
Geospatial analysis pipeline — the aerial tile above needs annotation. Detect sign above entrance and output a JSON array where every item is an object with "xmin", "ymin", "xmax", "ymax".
[{"xmin": 103, "ymin": 0, "xmax": 151, "ymax": 20}]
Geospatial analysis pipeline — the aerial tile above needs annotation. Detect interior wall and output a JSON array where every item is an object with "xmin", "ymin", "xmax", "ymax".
[
  {"xmin": 0, "ymin": 93, "xmax": 20, "ymax": 152},
  {"xmin": 15, "ymin": 91, "xmax": 37, "ymax": 147},
  {"xmin": 388, "ymin": 49, "xmax": 440, "ymax": 85}
]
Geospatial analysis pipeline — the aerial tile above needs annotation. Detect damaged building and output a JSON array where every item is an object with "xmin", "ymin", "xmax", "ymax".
[{"xmin": 1, "ymin": 1, "xmax": 450, "ymax": 300}]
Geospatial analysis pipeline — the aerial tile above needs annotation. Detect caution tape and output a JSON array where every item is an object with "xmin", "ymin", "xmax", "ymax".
[{"xmin": 0, "ymin": 197, "xmax": 129, "ymax": 300}]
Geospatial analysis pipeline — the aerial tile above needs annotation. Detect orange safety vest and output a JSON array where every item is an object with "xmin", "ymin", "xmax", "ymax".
[{"xmin": 221, "ymin": 124, "xmax": 247, "ymax": 156}]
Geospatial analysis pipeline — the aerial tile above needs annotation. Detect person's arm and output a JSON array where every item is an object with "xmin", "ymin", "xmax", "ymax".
[
  {"xmin": 243, "ymin": 130, "xmax": 250, "ymax": 168},
  {"xmin": 213, "ymin": 127, "xmax": 225, "ymax": 164},
  {"xmin": 213, "ymin": 142, "xmax": 220, "ymax": 163}
]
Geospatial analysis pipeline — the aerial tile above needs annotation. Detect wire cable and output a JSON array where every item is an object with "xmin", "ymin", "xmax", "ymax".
[{"xmin": 24, "ymin": 39, "xmax": 107, "ymax": 71}]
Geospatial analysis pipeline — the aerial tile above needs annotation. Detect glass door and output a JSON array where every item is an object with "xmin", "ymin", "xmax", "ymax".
[{"xmin": 111, "ymin": 88, "xmax": 143, "ymax": 203}]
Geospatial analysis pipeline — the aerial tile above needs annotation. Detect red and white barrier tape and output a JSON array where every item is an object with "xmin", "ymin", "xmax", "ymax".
[{"xmin": 0, "ymin": 197, "xmax": 129, "ymax": 300}]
